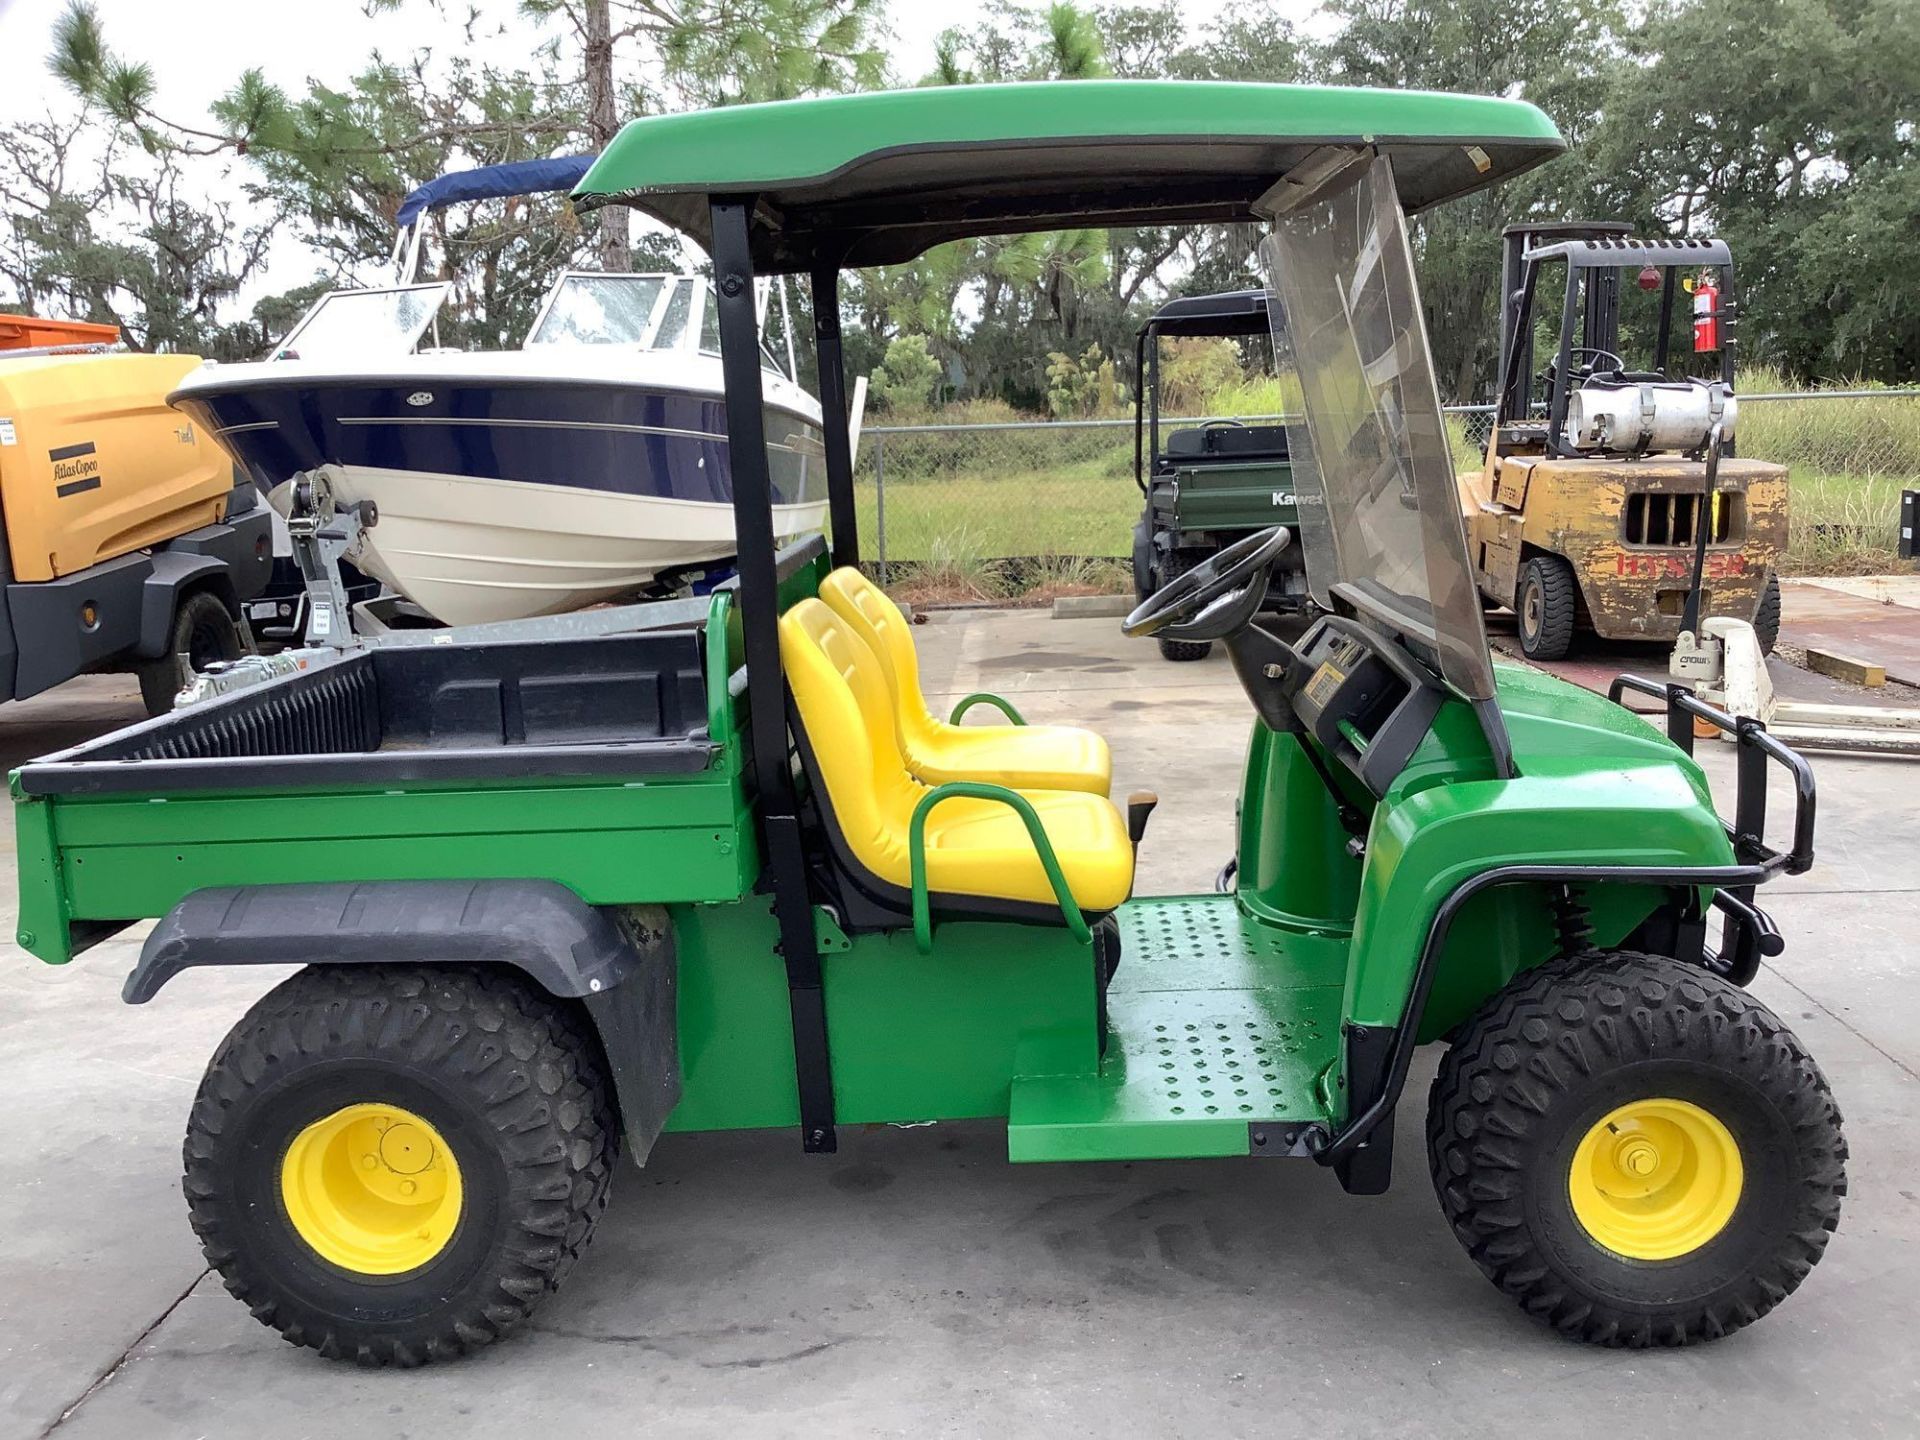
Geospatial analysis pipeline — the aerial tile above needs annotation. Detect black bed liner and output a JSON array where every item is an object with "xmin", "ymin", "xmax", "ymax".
[{"xmin": 16, "ymin": 629, "xmax": 716, "ymax": 797}]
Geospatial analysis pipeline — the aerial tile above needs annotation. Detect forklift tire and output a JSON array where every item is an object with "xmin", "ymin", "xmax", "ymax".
[
  {"xmin": 184, "ymin": 964, "xmax": 618, "ymax": 1366},
  {"xmin": 1427, "ymin": 950, "xmax": 1846, "ymax": 1347},
  {"xmin": 1153, "ymin": 553, "xmax": 1214, "ymax": 662},
  {"xmin": 1752, "ymin": 571, "xmax": 1782, "ymax": 656},
  {"xmin": 137, "ymin": 590, "xmax": 246, "ymax": 716},
  {"xmin": 1515, "ymin": 555, "xmax": 1578, "ymax": 661}
]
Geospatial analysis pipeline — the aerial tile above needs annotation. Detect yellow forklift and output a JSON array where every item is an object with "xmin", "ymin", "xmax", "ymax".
[{"xmin": 1460, "ymin": 224, "xmax": 1785, "ymax": 660}]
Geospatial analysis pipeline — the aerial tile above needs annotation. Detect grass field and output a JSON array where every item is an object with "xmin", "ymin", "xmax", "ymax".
[
  {"xmin": 855, "ymin": 390, "xmax": 1920, "ymax": 589},
  {"xmin": 855, "ymin": 458, "xmax": 1137, "ymax": 566}
]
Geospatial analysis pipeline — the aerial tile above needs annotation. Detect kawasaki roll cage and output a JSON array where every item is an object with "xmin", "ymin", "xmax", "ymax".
[
  {"xmin": 573, "ymin": 80, "xmax": 1567, "ymax": 1153},
  {"xmin": 1132, "ymin": 288, "xmax": 1275, "ymax": 494}
]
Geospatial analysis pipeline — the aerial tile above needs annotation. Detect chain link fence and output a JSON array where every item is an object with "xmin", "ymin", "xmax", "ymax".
[{"xmin": 853, "ymin": 390, "xmax": 1920, "ymax": 587}]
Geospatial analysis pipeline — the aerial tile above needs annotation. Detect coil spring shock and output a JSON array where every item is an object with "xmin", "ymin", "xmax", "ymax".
[{"xmin": 1550, "ymin": 885, "xmax": 1595, "ymax": 956}]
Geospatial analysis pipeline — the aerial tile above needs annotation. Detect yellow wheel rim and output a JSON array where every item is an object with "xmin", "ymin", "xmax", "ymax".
[
  {"xmin": 280, "ymin": 1103, "xmax": 464, "ymax": 1275},
  {"xmin": 1569, "ymin": 1098, "xmax": 1743, "ymax": 1261}
]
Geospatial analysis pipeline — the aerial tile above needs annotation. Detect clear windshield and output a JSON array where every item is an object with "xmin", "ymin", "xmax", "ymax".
[
  {"xmin": 273, "ymin": 283, "xmax": 450, "ymax": 362},
  {"xmin": 1258, "ymin": 155, "xmax": 1496, "ymax": 701},
  {"xmin": 525, "ymin": 273, "xmax": 684, "ymax": 347}
]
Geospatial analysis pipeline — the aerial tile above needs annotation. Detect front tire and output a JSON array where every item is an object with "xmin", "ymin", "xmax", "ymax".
[
  {"xmin": 1515, "ymin": 554, "xmax": 1578, "ymax": 660},
  {"xmin": 1428, "ymin": 950, "xmax": 1846, "ymax": 1346},
  {"xmin": 185, "ymin": 965, "xmax": 618, "ymax": 1366}
]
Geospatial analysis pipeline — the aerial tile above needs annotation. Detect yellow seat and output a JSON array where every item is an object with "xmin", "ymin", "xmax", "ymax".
[
  {"xmin": 779, "ymin": 598, "xmax": 1134, "ymax": 914},
  {"xmin": 817, "ymin": 567, "xmax": 1112, "ymax": 795}
]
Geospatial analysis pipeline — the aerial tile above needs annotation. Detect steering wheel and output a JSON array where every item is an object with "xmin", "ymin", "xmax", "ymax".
[
  {"xmin": 1123, "ymin": 526, "xmax": 1293, "ymax": 643},
  {"xmin": 1547, "ymin": 346, "xmax": 1625, "ymax": 385}
]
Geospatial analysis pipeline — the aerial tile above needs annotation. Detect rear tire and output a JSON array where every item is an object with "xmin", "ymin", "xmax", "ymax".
[
  {"xmin": 1428, "ymin": 950, "xmax": 1846, "ymax": 1346},
  {"xmin": 184, "ymin": 965, "xmax": 618, "ymax": 1366},
  {"xmin": 138, "ymin": 590, "xmax": 246, "ymax": 715},
  {"xmin": 1515, "ymin": 554, "xmax": 1578, "ymax": 661},
  {"xmin": 1153, "ymin": 553, "xmax": 1214, "ymax": 662},
  {"xmin": 1752, "ymin": 570, "xmax": 1782, "ymax": 656}
]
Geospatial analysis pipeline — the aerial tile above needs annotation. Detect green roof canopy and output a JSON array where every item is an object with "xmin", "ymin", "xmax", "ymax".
[{"xmin": 574, "ymin": 81, "xmax": 1564, "ymax": 274}]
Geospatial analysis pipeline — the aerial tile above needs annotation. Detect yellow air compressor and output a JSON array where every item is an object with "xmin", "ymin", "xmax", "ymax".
[{"xmin": 0, "ymin": 322, "xmax": 271, "ymax": 713}]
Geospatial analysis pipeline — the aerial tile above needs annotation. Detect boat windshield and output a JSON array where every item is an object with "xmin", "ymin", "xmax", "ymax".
[
  {"xmin": 272, "ymin": 282, "xmax": 451, "ymax": 362},
  {"xmin": 1258, "ymin": 155, "xmax": 1497, "ymax": 702},
  {"xmin": 525, "ymin": 273, "xmax": 695, "ymax": 349}
]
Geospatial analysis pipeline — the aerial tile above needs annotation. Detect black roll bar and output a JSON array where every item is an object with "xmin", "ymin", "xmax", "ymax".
[
  {"xmin": 712, "ymin": 197, "xmax": 838, "ymax": 1153},
  {"xmin": 809, "ymin": 259, "xmax": 860, "ymax": 569},
  {"xmin": 1132, "ymin": 329, "xmax": 1148, "ymax": 494}
]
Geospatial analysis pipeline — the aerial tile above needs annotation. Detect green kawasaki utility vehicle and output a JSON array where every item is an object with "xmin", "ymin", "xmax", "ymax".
[
  {"xmin": 12, "ymin": 82, "xmax": 1845, "ymax": 1365},
  {"xmin": 1132, "ymin": 288, "xmax": 1312, "ymax": 662}
]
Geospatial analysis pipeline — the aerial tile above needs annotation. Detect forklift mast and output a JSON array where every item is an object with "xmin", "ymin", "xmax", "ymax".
[{"xmin": 1495, "ymin": 221, "xmax": 1631, "ymax": 418}]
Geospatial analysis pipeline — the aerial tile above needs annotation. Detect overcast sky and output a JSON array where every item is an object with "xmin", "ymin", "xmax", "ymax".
[
  {"xmin": 0, "ymin": 0, "xmax": 1261, "ymax": 302},
  {"xmin": 0, "ymin": 0, "xmax": 1256, "ymax": 123}
]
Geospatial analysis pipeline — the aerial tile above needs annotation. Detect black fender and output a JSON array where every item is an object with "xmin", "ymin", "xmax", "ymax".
[
  {"xmin": 136, "ymin": 551, "xmax": 234, "ymax": 658},
  {"xmin": 129, "ymin": 879, "xmax": 681, "ymax": 1164}
]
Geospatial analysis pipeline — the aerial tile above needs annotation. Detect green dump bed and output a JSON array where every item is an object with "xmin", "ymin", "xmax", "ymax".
[
  {"xmin": 11, "ymin": 595, "xmax": 764, "ymax": 965},
  {"xmin": 1150, "ymin": 423, "xmax": 1301, "ymax": 542}
]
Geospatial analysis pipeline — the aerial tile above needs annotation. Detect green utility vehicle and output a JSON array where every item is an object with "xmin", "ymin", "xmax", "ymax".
[
  {"xmin": 12, "ymin": 82, "xmax": 1845, "ymax": 1366},
  {"xmin": 1132, "ymin": 288, "xmax": 1312, "ymax": 661}
]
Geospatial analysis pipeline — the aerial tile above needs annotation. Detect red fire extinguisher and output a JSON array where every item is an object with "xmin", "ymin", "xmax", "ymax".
[{"xmin": 1692, "ymin": 275, "xmax": 1721, "ymax": 353}]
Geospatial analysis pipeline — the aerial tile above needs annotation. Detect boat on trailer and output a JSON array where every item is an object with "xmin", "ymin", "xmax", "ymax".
[{"xmin": 169, "ymin": 158, "xmax": 826, "ymax": 628}]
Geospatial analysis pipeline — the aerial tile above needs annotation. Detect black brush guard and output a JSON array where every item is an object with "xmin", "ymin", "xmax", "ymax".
[{"xmin": 1609, "ymin": 675, "xmax": 1817, "ymax": 984}]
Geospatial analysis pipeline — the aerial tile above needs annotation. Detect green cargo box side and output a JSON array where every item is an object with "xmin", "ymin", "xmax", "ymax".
[
  {"xmin": 1152, "ymin": 457, "xmax": 1300, "ymax": 537},
  {"xmin": 10, "ymin": 545, "xmax": 833, "ymax": 965}
]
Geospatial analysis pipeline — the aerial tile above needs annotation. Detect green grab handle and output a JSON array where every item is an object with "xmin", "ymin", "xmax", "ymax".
[
  {"xmin": 948, "ymin": 692, "xmax": 1027, "ymax": 726},
  {"xmin": 908, "ymin": 781, "xmax": 1091, "ymax": 954}
]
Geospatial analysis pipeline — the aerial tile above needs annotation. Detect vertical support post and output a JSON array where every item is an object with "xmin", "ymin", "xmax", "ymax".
[
  {"xmin": 1546, "ymin": 264, "xmax": 1581, "ymax": 454},
  {"xmin": 810, "ymin": 263, "xmax": 859, "ymax": 570},
  {"xmin": 1495, "ymin": 260, "xmax": 1540, "ymax": 428},
  {"xmin": 1585, "ymin": 257, "xmax": 1619, "ymax": 361},
  {"xmin": 874, "ymin": 435, "xmax": 887, "ymax": 582},
  {"xmin": 1654, "ymin": 266, "xmax": 1678, "ymax": 375},
  {"xmin": 1719, "ymin": 267, "xmax": 1740, "ymax": 457},
  {"xmin": 710, "ymin": 198, "xmax": 836, "ymax": 1154},
  {"xmin": 1147, "ymin": 335, "xmax": 1162, "ymax": 463},
  {"xmin": 1497, "ymin": 226, "xmax": 1527, "ymax": 401},
  {"xmin": 1680, "ymin": 423, "xmax": 1723, "ymax": 638}
]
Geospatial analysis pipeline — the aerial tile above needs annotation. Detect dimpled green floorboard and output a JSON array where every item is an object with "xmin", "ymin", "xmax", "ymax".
[{"xmin": 1006, "ymin": 895, "xmax": 1347, "ymax": 1162}]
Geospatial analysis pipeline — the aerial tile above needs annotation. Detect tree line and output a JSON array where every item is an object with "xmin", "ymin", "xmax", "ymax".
[{"xmin": 3, "ymin": 0, "xmax": 1913, "ymax": 408}]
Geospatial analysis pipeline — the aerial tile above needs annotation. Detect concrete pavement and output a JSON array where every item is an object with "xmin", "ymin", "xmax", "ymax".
[{"xmin": 1, "ymin": 616, "xmax": 1916, "ymax": 1439}]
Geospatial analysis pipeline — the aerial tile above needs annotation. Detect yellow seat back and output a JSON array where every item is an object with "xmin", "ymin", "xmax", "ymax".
[
  {"xmin": 817, "ymin": 567, "xmax": 940, "ymax": 752},
  {"xmin": 778, "ymin": 597, "xmax": 921, "ymax": 881}
]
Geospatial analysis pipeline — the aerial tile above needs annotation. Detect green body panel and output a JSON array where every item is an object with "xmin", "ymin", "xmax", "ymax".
[
  {"xmin": 1161, "ymin": 459, "xmax": 1298, "ymax": 537},
  {"xmin": 666, "ymin": 898, "xmax": 1096, "ymax": 1133},
  {"xmin": 1230, "ymin": 660, "xmax": 1732, "ymax": 1055},
  {"xmin": 1234, "ymin": 732, "xmax": 1362, "ymax": 929},
  {"xmin": 664, "ymin": 900, "xmax": 804, "ymax": 1133},
  {"xmin": 18, "ymin": 774, "xmax": 756, "ymax": 965},
  {"xmin": 12, "ymin": 794, "xmax": 63, "ymax": 960},
  {"xmin": 577, "ymin": 82, "xmax": 1561, "ymax": 200}
]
